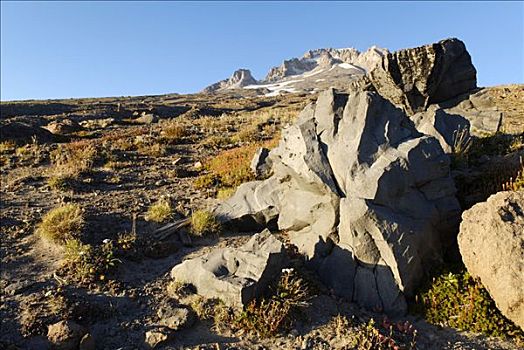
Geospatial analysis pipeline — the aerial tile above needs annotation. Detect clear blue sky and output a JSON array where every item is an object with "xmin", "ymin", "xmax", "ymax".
[{"xmin": 1, "ymin": 1, "xmax": 523, "ymax": 101}]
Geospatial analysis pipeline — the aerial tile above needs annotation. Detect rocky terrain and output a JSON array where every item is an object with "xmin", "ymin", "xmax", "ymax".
[{"xmin": 1, "ymin": 38, "xmax": 524, "ymax": 350}]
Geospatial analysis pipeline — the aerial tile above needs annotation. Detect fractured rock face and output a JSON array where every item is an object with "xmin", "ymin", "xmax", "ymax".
[
  {"xmin": 214, "ymin": 87, "xmax": 460, "ymax": 315},
  {"xmin": 203, "ymin": 69, "xmax": 258, "ymax": 93},
  {"xmin": 170, "ymin": 229, "xmax": 286, "ymax": 307},
  {"xmin": 368, "ymin": 38, "xmax": 477, "ymax": 114},
  {"xmin": 458, "ymin": 191, "xmax": 524, "ymax": 330}
]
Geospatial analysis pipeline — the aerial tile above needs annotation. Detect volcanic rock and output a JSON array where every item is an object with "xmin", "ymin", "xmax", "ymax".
[
  {"xmin": 458, "ymin": 191, "xmax": 524, "ymax": 330},
  {"xmin": 368, "ymin": 38, "xmax": 477, "ymax": 114},
  {"xmin": 170, "ymin": 229, "xmax": 286, "ymax": 307}
]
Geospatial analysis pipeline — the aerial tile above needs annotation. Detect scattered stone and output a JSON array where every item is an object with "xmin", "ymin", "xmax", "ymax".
[
  {"xmin": 78, "ymin": 333, "xmax": 95, "ymax": 350},
  {"xmin": 170, "ymin": 229, "xmax": 287, "ymax": 307},
  {"xmin": 0, "ymin": 121, "xmax": 55, "ymax": 144},
  {"xmin": 135, "ymin": 113, "xmax": 158, "ymax": 124},
  {"xmin": 145, "ymin": 329, "xmax": 169, "ymax": 349},
  {"xmin": 79, "ymin": 118, "xmax": 115, "ymax": 129},
  {"xmin": 458, "ymin": 191, "xmax": 524, "ymax": 330},
  {"xmin": 156, "ymin": 302, "xmax": 196, "ymax": 330},
  {"xmin": 47, "ymin": 320, "xmax": 87, "ymax": 350},
  {"xmin": 44, "ymin": 119, "xmax": 82, "ymax": 135},
  {"xmin": 4, "ymin": 280, "xmax": 34, "ymax": 296},
  {"xmin": 193, "ymin": 161, "xmax": 203, "ymax": 170}
]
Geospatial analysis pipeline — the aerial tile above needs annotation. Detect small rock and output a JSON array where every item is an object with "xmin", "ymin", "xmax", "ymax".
[
  {"xmin": 47, "ymin": 320, "xmax": 87, "ymax": 350},
  {"xmin": 145, "ymin": 329, "xmax": 169, "ymax": 349},
  {"xmin": 135, "ymin": 113, "xmax": 158, "ymax": 124},
  {"xmin": 171, "ymin": 229, "xmax": 287, "ymax": 307},
  {"xmin": 79, "ymin": 333, "xmax": 95, "ymax": 350},
  {"xmin": 44, "ymin": 119, "xmax": 82, "ymax": 135},
  {"xmin": 157, "ymin": 303, "xmax": 195, "ymax": 330},
  {"xmin": 5, "ymin": 280, "xmax": 34, "ymax": 295},
  {"xmin": 193, "ymin": 161, "xmax": 203, "ymax": 170}
]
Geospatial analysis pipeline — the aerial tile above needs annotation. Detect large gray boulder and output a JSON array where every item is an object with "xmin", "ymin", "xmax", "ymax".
[
  {"xmin": 170, "ymin": 229, "xmax": 286, "ymax": 307},
  {"xmin": 458, "ymin": 191, "xmax": 524, "ymax": 330},
  {"xmin": 368, "ymin": 38, "xmax": 477, "ymax": 114},
  {"xmin": 214, "ymin": 87, "xmax": 460, "ymax": 315}
]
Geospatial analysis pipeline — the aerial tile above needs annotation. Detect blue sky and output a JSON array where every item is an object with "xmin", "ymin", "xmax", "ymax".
[{"xmin": 1, "ymin": 1, "xmax": 523, "ymax": 101}]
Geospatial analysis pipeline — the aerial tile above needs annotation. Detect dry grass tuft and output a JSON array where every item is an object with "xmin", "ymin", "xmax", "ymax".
[
  {"xmin": 160, "ymin": 120, "xmax": 188, "ymax": 143},
  {"xmin": 145, "ymin": 198, "xmax": 173, "ymax": 223},
  {"xmin": 37, "ymin": 204, "xmax": 84, "ymax": 244},
  {"xmin": 190, "ymin": 210, "xmax": 221, "ymax": 236},
  {"xmin": 49, "ymin": 140, "xmax": 98, "ymax": 180}
]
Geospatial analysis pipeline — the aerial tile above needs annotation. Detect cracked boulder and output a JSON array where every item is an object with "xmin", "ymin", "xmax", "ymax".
[
  {"xmin": 170, "ymin": 229, "xmax": 286, "ymax": 307},
  {"xmin": 458, "ymin": 191, "xmax": 524, "ymax": 330},
  {"xmin": 214, "ymin": 88, "xmax": 460, "ymax": 315},
  {"xmin": 368, "ymin": 38, "xmax": 477, "ymax": 114}
]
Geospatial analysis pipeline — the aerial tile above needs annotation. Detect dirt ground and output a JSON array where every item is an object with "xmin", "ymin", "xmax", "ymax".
[{"xmin": 1, "ymin": 88, "xmax": 522, "ymax": 349}]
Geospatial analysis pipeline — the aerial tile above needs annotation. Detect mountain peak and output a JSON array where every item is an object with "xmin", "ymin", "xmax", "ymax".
[
  {"xmin": 203, "ymin": 69, "xmax": 257, "ymax": 93},
  {"xmin": 202, "ymin": 45, "xmax": 389, "ymax": 95}
]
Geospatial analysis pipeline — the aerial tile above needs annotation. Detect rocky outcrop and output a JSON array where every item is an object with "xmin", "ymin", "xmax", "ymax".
[
  {"xmin": 170, "ymin": 229, "xmax": 286, "ymax": 307},
  {"xmin": 265, "ymin": 58, "xmax": 318, "ymax": 82},
  {"xmin": 44, "ymin": 118, "xmax": 82, "ymax": 135},
  {"xmin": 1, "ymin": 121, "xmax": 55, "ymax": 144},
  {"xmin": 458, "ymin": 191, "xmax": 524, "ymax": 330},
  {"xmin": 203, "ymin": 69, "xmax": 258, "ymax": 93},
  {"xmin": 214, "ymin": 86, "xmax": 461, "ymax": 315},
  {"xmin": 368, "ymin": 38, "xmax": 477, "ymax": 114}
]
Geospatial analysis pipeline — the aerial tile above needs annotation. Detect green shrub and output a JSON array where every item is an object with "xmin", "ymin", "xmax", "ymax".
[
  {"xmin": 37, "ymin": 204, "xmax": 84, "ymax": 244},
  {"xmin": 193, "ymin": 173, "xmax": 219, "ymax": 190},
  {"xmin": 206, "ymin": 144, "xmax": 258, "ymax": 188},
  {"xmin": 414, "ymin": 267, "xmax": 523, "ymax": 339},
  {"xmin": 47, "ymin": 174, "xmax": 75, "ymax": 191},
  {"xmin": 232, "ymin": 270, "xmax": 310, "ymax": 337},
  {"xmin": 190, "ymin": 210, "xmax": 221, "ymax": 236}
]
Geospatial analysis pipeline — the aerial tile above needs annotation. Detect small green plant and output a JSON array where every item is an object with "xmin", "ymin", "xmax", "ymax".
[
  {"xmin": 37, "ymin": 204, "xmax": 84, "ymax": 244},
  {"xmin": 231, "ymin": 270, "xmax": 310, "ymax": 338},
  {"xmin": 14, "ymin": 137, "xmax": 44, "ymax": 164},
  {"xmin": 502, "ymin": 162, "xmax": 524, "ymax": 191},
  {"xmin": 167, "ymin": 281, "xmax": 195, "ymax": 298},
  {"xmin": 145, "ymin": 198, "xmax": 173, "ymax": 223},
  {"xmin": 190, "ymin": 210, "xmax": 221, "ymax": 236},
  {"xmin": 189, "ymin": 296, "xmax": 221, "ymax": 320},
  {"xmin": 62, "ymin": 238, "xmax": 121, "ymax": 283},
  {"xmin": 193, "ymin": 173, "xmax": 219, "ymax": 190},
  {"xmin": 414, "ymin": 267, "xmax": 523, "ymax": 340},
  {"xmin": 47, "ymin": 174, "xmax": 75, "ymax": 191}
]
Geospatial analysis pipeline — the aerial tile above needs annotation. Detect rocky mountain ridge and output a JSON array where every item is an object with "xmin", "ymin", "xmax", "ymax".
[{"xmin": 203, "ymin": 46, "xmax": 388, "ymax": 95}]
